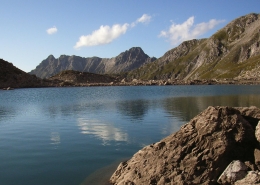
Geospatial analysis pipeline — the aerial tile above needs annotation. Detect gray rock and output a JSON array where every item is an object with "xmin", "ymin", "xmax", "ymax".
[
  {"xmin": 217, "ymin": 160, "xmax": 248, "ymax": 184},
  {"xmin": 30, "ymin": 47, "xmax": 157, "ymax": 79}
]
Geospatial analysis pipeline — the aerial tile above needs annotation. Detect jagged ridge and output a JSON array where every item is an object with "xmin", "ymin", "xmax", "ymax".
[{"xmin": 30, "ymin": 47, "xmax": 156, "ymax": 79}]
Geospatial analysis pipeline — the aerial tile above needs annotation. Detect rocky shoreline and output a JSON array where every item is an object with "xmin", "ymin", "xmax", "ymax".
[
  {"xmin": 3, "ymin": 78, "xmax": 260, "ymax": 90},
  {"xmin": 109, "ymin": 106, "xmax": 260, "ymax": 185}
]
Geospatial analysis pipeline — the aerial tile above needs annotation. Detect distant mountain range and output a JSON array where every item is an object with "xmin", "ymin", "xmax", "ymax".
[
  {"xmin": 126, "ymin": 13, "xmax": 260, "ymax": 80},
  {"xmin": 30, "ymin": 47, "xmax": 156, "ymax": 79},
  {"xmin": 30, "ymin": 13, "xmax": 260, "ymax": 81},
  {"xmin": 1, "ymin": 13, "xmax": 260, "ymax": 89}
]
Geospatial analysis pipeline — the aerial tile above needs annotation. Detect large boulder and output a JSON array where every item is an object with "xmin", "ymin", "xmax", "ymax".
[{"xmin": 110, "ymin": 106, "xmax": 260, "ymax": 185}]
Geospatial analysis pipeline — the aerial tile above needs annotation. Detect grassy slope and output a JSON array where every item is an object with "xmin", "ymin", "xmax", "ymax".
[{"xmin": 126, "ymin": 14, "xmax": 260, "ymax": 81}]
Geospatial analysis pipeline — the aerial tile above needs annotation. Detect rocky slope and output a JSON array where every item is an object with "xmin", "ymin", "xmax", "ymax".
[
  {"xmin": 126, "ymin": 13, "xmax": 260, "ymax": 81},
  {"xmin": 48, "ymin": 70, "xmax": 119, "ymax": 86},
  {"xmin": 0, "ymin": 59, "xmax": 47, "ymax": 89},
  {"xmin": 110, "ymin": 106, "xmax": 260, "ymax": 185},
  {"xmin": 30, "ymin": 47, "xmax": 156, "ymax": 79}
]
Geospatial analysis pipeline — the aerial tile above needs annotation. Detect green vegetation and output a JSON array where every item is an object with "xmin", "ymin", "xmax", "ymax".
[{"xmin": 213, "ymin": 30, "xmax": 228, "ymax": 42}]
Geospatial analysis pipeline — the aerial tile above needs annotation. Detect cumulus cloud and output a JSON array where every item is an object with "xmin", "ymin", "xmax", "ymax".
[
  {"xmin": 46, "ymin": 26, "xmax": 58, "ymax": 35},
  {"xmin": 159, "ymin": 16, "xmax": 225, "ymax": 45},
  {"xmin": 74, "ymin": 23, "xmax": 129, "ymax": 49},
  {"xmin": 137, "ymin": 14, "xmax": 151, "ymax": 24},
  {"xmin": 74, "ymin": 14, "xmax": 152, "ymax": 49},
  {"xmin": 131, "ymin": 14, "xmax": 152, "ymax": 27}
]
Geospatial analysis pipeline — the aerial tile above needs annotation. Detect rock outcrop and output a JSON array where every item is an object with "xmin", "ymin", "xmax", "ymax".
[
  {"xmin": 30, "ymin": 47, "xmax": 156, "ymax": 79},
  {"xmin": 110, "ymin": 106, "xmax": 260, "ymax": 185},
  {"xmin": 48, "ymin": 70, "xmax": 119, "ymax": 86}
]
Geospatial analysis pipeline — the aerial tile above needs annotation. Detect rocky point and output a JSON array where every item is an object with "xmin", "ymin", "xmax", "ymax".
[{"xmin": 110, "ymin": 106, "xmax": 260, "ymax": 185}]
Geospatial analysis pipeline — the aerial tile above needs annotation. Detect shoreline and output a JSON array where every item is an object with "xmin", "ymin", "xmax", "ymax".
[{"xmin": 2, "ymin": 78, "xmax": 260, "ymax": 90}]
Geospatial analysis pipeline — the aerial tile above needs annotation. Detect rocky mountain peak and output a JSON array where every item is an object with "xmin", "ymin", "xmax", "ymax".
[
  {"xmin": 30, "ymin": 47, "xmax": 156, "ymax": 78},
  {"xmin": 116, "ymin": 47, "xmax": 148, "ymax": 61},
  {"xmin": 47, "ymin": 55, "xmax": 55, "ymax": 60},
  {"xmin": 128, "ymin": 47, "xmax": 145, "ymax": 54}
]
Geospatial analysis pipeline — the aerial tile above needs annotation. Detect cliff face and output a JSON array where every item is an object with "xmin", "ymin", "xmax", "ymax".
[
  {"xmin": 0, "ymin": 59, "xmax": 46, "ymax": 88},
  {"xmin": 30, "ymin": 47, "xmax": 156, "ymax": 79},
  {"xmin": 127, "ymin": 13, "xmax": 260, "ymax": 80}
]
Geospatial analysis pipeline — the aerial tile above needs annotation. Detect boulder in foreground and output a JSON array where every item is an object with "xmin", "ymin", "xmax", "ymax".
[{"xmin": 110, "ymin": 106, "xmax": 260, "ymax": 185}]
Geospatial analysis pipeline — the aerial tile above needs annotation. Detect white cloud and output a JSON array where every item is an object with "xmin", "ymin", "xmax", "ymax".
[
  {"xmin": 74, "ymin": 14, "xmax": 152, "ymax": 49},
  {"xmin": 137, "ymin": 14, "xmax": 151, "ymax": 24},
  {"xmin": 46, "ymin": 26, "xmax": 58, "ymax": 35},
  {"xmin": 74, "ymin": 23, "xmax": 129, "ymax": 49},
  {"xmin": 159, "ymin": 16, "xmax": 225, "ymax": 45},
  {"xmin": 132, "ymin": 14, "xmax": 152, "ymax": 27}
]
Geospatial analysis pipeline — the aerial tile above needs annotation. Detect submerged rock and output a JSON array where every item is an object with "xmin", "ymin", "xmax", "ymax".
[{"xmin": 110, "ymin": 106, "xmax": 260, "ymax": 185}]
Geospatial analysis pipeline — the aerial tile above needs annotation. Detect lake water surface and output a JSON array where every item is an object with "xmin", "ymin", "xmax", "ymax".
[{"xmin": 1, "ymin": 85, "xmax": 260, "ymax": 185}]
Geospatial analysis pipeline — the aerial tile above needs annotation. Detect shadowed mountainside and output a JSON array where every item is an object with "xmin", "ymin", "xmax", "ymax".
[{"xmin": 0, "ymin": 59, "xmax": 47, "ymax": 88}]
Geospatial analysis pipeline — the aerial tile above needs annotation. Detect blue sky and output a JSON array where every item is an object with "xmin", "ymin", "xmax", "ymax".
[{"xmin": 0, "ymin": 0, "xmax": 259, "ymax": 72}]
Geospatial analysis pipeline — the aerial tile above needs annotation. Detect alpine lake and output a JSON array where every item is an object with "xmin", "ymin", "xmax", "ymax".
[{"xmin": 1, "ymin": 85, "xmax": 260, "ymax": 185}]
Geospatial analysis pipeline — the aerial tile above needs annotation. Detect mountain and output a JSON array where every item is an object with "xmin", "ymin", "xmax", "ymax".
[
  {"xmin": 126, "ymin": 13, "xmax": 260, "ymax": 80},
  {"xmin": 30, "ymin": 47, "xmax": 156, "ymax": 79},
  {"xmin": 0, "ymin": 58, "xmax": 46, "ymax": 88}
]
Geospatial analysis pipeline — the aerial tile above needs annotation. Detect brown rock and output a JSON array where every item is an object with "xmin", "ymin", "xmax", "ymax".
[
  {"xmin": 217, "ymin": 160, "xmax": 248, "ymax": 184},
  {"xmin": 244, "ymin": 161, "xmax": 258, "ymax": 171},
  {"xmin": 255, "ymin": 149, "xmax": 260, "ymax": 170},
  {"xmin": 110, "ymin": 106, "xmax": 260, "ymax": 185},
  {"xmin": 235, "ymin": 171, "xmax": 260, "ymax": 185},
  {"xmin": 256, "ymin": 121, "xmax": 260, "ymax": 142}
]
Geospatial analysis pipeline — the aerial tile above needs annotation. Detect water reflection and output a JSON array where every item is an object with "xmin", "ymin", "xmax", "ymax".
[
  {"xmin": 0, "ymin": 107, "xmax": 16, "ymax": 122},
  {"xmin": 116, "ymin": 100, "xmax": 149, "ymax": 120},
  {"xmin": 77, "ymin": 118, "xmax": 128, "ymax": 143},
  {"xmin": 162, "ymin": 95, "xmax": 260, "ymax": 122},
  {"xmin": 50, "ymin": 132, "xmax": 61, "ymax": 146}
]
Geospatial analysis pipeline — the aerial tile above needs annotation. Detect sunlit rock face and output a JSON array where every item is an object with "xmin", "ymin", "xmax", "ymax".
[{"xmin": 110, "ymin": 106, "xmax": 260, "ymax": 185}]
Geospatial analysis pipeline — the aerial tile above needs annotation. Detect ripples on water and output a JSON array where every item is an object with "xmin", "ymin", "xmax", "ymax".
[{"xmin": 1, "ymin": 85, "xmax": 260, "ymax": 185}]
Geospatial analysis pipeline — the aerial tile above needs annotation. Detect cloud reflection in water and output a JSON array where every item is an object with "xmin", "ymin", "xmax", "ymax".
[
  {"xmin": 77, "ymin": 118, "xmax": 128, "ymax": 143},
  {"xmin": 50, "ymin": 132, "xmax": 61, "ymax": 149}
]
